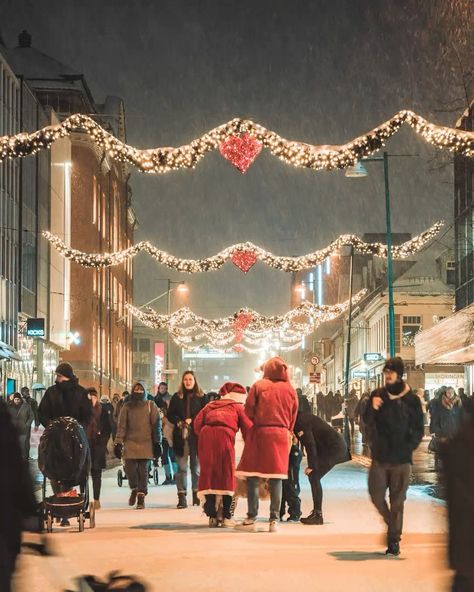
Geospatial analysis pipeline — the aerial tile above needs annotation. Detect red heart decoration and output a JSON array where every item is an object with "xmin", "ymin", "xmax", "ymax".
[
  {"xmin": 219, "ymin": 133, "xmax": 263, "ymax": 173},
  {"xmin": 231, "ymin": 250, "xmax": 257, "ymax": 273}
]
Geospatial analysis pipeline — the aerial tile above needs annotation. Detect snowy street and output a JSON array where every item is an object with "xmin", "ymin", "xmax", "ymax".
[{"xmin": 15, "ymin": 456, "xmax": 451, "ymax": 592}]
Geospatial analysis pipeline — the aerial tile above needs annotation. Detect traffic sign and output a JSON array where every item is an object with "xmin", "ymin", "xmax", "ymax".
[
  {"xmin": 311, "ymin": 355, "xmax": 320, "ymax": 366},
  {"xmin": 309, "ymin": 372, "xmax": 321, "ymax": 384}
]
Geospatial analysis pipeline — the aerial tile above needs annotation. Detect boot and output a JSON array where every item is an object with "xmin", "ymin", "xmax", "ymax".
[
  {"xmin": 386, "ymin": 540, "xmax": 400, "ymax": 556},
  {"xmin": 177, "ymin": 492, "xmax": 187, "ymax": 509},
  {"xmin": 300, "ymin": 510, "xmax": 323, "ymax": 525},
  {"xmin": 192, "ymin": 491, "xmax": 200, "ymax": 506},
  {"xmin": 128, "ymin": 488, "xmax": 137, "ymax": 507},
  {"xmin": 209, "ymin": 517, "xmax": 219, "ymax": 528},
  {"xmin": 136, "ymin": 493, "xmax": 145, "ymax": 510}
]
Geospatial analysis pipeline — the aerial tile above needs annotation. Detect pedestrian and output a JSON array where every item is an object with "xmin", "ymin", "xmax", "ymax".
[
  {"xmin": 316, "ymin": 391, "xmax": 325, "ymax": 419},
  {"xmin": 0, "ymin": 399, "xmax": 38, "ymax": 592},
  {"xmin": 429, "ymin": 386, "xmax": 464, "ymax": 447},
  {"xmin": 38, "ymin": 362, "xmax": 92, "ymax": 428},
  {"xmin": 154, "ymin": 382, "xmax": 176, "ymax": 485},
  {"xmin": 21, "ymin": 386, "xmax": 39, "ymax": 459},
  {"xmin": 8, "ymin": 393, "xmax": 34, "ymax": 460},
  {"xmin": 113, "ymin": 390, "xmax": 130, "ymax": 425},
  {"xmin": 279, "ymin": 436, "xmax": 303, "ymax": 523},
  {"xmin": 86, "ymin": 388, "xmax": 114, "ymax": 509},
  {"xmin": 363, "ymin": 356, "xmax": 424, "ymax": 556},
  {"xmin": 345, "ymin": 389, "xmax": 359, "ymax": 437},
  {"xmin": 324, "ymin": 391, "xmax": 335, "ymax": 422},
  {"xmin": 355, "ymin": 391, "xmax": 370, "ymax": 452},
  {"xmin": 444, "ymin": 414, "xmax": 474, "ymax": 591},
  {"xmin": 194, "ymin": 382, "xmax": 252, "ymax": 527},
  {"xmin": 415, "ymin": 388, "xmax": 428, "ymax": 432},
  {"xmin": 295, "ymin": 411, "xmax": 351, "ymax": 525},
  {"xmin": 296, "ymin": 387, "xmax": 311, "ymax": 414},
  {"xmin": 235, "ymin": 357, "xmax": 298, "ymax": 533},
  {"xmin": 167, "ymin": 371, "xmax": 207, "ymax": 508},
  {"xmin": 114, "ymin": 381, "xmax": 162, "ymax": 510},
  {"xmin": 458, "ymin": 388, "xmax": 474, "ymax": 417}
]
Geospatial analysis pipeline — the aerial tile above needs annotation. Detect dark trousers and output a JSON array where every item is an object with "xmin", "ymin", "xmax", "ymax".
[
  {"xmin": 308, "ymin": 463, "xmax": 333, "ymax": 513},
  {"xmin": 91, "ymin": 468, "xmax": 102, "ymax": 500},
  {"xmin": 203, "ymin": 494, "xmax": 232, "ymax": 519},
  {"xmin": 162, "ymin": 439, "xmax": 175, "ymax": 478},
  {"xmin": 124, "ymin": 459, "xmax": 149, "ymax": 495},
  {"xmin": 452, "ymin": 574, "xmax": 474, "ymax": 592},
  {"xmin": 0, "ymin": 538, "xmax": 16, "ymax": 592},
  {"xmin": 24, "ymin": 426, "xmax": 32, "ymax": 459},
  {"xmin": 368, "ymin": 460, "xmax": 411, "ymax": 543},
  {"xmin": 280, "ymin": 450, "xmax": 302, "ymax": 518}
]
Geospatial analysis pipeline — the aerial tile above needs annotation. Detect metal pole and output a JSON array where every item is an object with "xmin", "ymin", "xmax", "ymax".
[
  {"xmin": 383, "ymin": 151, "xmax": 396, "ymax": 358},
  {"xmin": 343, "ymin": 245, "xmax": 354, "ymax": 451},
  {"xmin": 166, "ymin": 279, "xmax": 171, "ymax": 371}
]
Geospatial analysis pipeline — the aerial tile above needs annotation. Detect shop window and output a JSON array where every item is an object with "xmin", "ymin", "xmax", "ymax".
[
  {"xmin": 446, "ymin": 261, "xmax": 455, "ymax": 285},
  {"xmin": 402, "ymin": 316, "xmax": 422, "ymax": 347}
]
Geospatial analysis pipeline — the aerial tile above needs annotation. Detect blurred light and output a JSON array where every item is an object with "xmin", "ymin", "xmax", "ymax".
[
  {"xmin": 317, "ymin": 265, "xmax": 323, "ymax": 305},
  {"xmin": 309, "ymin": 273, "xmax": 314, "ymax": 291},
  {"xmin": 177, "ymin": 283, "xmax": 189, "ymax": 294},
  {"xmin": 345, "ymin": 161, "xmax": 368, "ymax": 178},
  {"xmin": 325, "ymin": 257, "xmax": 331, "ymax": 275},
  {"xmin": 67, "ymin": 331, "xmax": 81, "ymax": 346}
]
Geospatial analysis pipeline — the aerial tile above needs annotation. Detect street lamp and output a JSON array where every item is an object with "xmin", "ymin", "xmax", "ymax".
[
  {"xmin": 155, "ymin": 279, "xmax": 189, "ymax": 371},
  {"xmin": 345, "ymin": 151, "xmax": 395, "ymax": 357}
]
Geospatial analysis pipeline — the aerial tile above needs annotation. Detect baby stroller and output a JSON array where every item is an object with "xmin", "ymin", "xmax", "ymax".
[
  {"xmin": 117, "ymin": 460, "xmax": 159, "ymax": 487},
  {"xmin": 38, "ymin": 416, "xmax": 95, "ymax": 532}
]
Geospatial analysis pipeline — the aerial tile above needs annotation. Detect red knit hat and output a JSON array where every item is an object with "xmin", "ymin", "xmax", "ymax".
[{"xmin": 219, "ymin": 382, "xmax": 246, "ymax": 397}]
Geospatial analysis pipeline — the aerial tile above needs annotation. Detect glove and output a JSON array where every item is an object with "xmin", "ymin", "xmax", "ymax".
[
  {"xmin": 114, "ymin": 443, "xmax": 123, "ymax": 459},
  {"xmin": 153, "ymin": 442, "xmax": 162, "ymax": 459}
]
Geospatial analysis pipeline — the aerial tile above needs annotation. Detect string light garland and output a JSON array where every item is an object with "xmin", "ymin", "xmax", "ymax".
[
  {"xmin": 126, "ymin": 290, "xmax": 366, "ymax": 351},
  {"xmin": 43, "ymin": 221, "xmax": 443, "ymax": 272},
  {"xmin": 1, "ymin": 111, "xmax": 473, "ymax": 174}
]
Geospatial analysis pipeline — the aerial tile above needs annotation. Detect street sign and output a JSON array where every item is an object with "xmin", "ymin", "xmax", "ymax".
[
  {"xmin": 162, "ymin": 369, "xmax": 178, "ymax": 375},
  {"xmin": 310, "ymin": 355, "xmax": 320, "ymax": 366},
  {"xmin": 364, "ymin": 352, "xmax": 384, "ymax": 363},
  {"xmin": 309, "ymin": 372, "xmax": 321, "ymax": 384}
]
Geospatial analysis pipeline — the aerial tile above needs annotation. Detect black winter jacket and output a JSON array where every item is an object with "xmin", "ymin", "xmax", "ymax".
[
  {"xmin": 363, "ymin": 383, "xmax": 424, "ymax": 464},
  {"xmin": 167, "ymin": 390, "xmax": 207, "ymax": 456},
  {"xmin": 38, "ymin": 378, "xmax": 92, "ymax": 428},
  {"xmin": 294, "ymin": 413, "xmax": 351, "ymax": 470}
]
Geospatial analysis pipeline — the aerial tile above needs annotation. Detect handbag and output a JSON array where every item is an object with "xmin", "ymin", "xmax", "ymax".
[{"xmin": 428, "ymin": 434, "xmax": 442, "ymax": 454}]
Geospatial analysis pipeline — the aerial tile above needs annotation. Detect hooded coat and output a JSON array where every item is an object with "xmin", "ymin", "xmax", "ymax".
[
  {"xmin": 236, "ymin": 357, "xmax": 298, "ymax": 479},
  {"xmin": 194, "ymin": 394, "xmax": 252, "ymax": 497},
  {"xmin": 115, "ymin": 383, "xmax": 161, "ymax": 460},
  {"xmin": 38, "ymin": 376, "xmax": 92, "ymax": 428}
]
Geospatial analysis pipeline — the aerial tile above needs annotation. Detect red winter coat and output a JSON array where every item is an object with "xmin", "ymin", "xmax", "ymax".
[
  {"xmin": 194, "ymin": 398, "xmax": 252, "ymax": 497},
  {"xmin": 236, "ymin": 357, "xmax": 298, "ymax": 479}
]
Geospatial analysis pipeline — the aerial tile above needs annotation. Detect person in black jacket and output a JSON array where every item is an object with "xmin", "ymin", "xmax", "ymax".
[
  {"xmin": 295, "ymin": 412, "xmax": 351, "ymax": 525},
  {"xmin": 38, "ymin": 363, "xmax": 92, "ymax": 428},
  {"xmin": 21, "ymin": 387, "xmax": 39, "ymax": 459},
  {"xmin": 363, "ymin": 357, "xmax": 424, "ymax": 556},
  {"xmin": 167, "ymin": 371, "xmax": 207, "ymax": 508},
  {"xmin": 0, "ymin": 400, "xmax": 38, "ymax": 592},
  {"xmin": 154, "ymin": 382, "xmax": 175, "ymax": 485}
]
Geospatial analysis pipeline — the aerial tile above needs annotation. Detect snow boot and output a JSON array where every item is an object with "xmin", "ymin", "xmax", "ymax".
[
  {"xmin": 177, "ymin": 493, "xmax": 187, "ymax": 509},
  {"xmin": 136, "ymin": 493, "xmax": 145, "ymax": 510},
  {"xmin": 386, "ymin": 541, "xmax": 400, "ymax": 556},
  {"xmin": 300, "ymin": 510, "xmax": 323, "ymax": 525},
  {"xmin": 128, "ymin": 488, "xmax": 137, "ymax": 507}
]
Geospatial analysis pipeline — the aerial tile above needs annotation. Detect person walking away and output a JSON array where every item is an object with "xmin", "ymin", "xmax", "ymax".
[
  {"xmin": 279, "ymin": 436, "xmax": 303, "ymax": 522},
  {"xmin": 21, "ymin": 386, "xmax": 39, "ymax": 459},
  {"xmin": 316, "ymin": 391, "xmax": 326, "ymax": 419},
  {"xmin": 296, "ymin": 388, "xmax": 311, "ymax": 414},
  {"xmin": 236, "ymin": 357, "xmax": 298, "ymax": 533},
  {"xmin": 295, "ymin": 411, "xmax": 351, "ymax": 525},
  {"xmin": 363, "ymin": 357, "xmax": 424, "ymax": 556},
  {"xmin": 324, "ymin": 391, "xmax": 335, "ymax": 422},
  {"xmin": 194, "ymin": 382, "xmax": 252, "ymax": 527},
  {"xmin": 355, "ymin": 391, "xmax": 371, "ymax": 454},
  {"xmin": 345, "ymin": 389, "xmax": 359, "ymax": 438},
  {"xmin": 167, "ymin": 371, "xmax": 207, "ymax": 508},
  {"xmin": 86, "ymin": 388, "xmax": 114, "ymax": 509},
  {"xmin": 0, "ymin": 400, "xmax": 38, "ymax": 592},
  {"xmin": 114, "ymin": 382, "xmax": 161, "ymax": 509},
  {"xmin": 444, "ymin": 413, "xmax": 474, "ymax": 591},
  {"xmin": 8, "ymin": 393, "xmax": 34, "ymax": 460},
  {"xmin": 155, "ymin": 382, "xmax": 176, "ymax": 484}
]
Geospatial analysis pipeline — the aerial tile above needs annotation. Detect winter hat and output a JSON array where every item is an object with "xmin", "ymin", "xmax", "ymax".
[
  {"xmin": 55, "ymin": 362, "xmax": 74, "ymax": 380},
  {"xmin": 383, "ymin": 357, "xmax": 404, "ymax": 379},
  {"xmin": 219, "ymin": 382, "xmax": 246, "ymax": 397}
]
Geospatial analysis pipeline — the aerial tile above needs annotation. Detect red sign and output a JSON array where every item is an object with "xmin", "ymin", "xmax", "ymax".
[
  {"xmin": 154, "ymin": 342, "xmax": 165, "ymax": 391},
  {"xmin": 309, "ymin": 372, "xmax": 321, "ymax": 384}
]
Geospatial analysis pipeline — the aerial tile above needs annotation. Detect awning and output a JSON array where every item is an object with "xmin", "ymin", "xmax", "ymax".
[
  {"xmin": 0, "ymin": 341, "xmax": 22, "ymax": 362},
  {"xmin": 415, "ymin": 303, "xmax": 474, "ymax": 365}
]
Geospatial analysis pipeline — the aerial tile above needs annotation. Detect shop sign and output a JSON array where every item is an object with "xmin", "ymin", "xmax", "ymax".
[
  {"xmin": 364, "ymin": 352, "xmax": 383, "ymax": 363},
  {"xmin": 26, "ymin": 318, "xmax": 45, "ymax": 338},
  {"xmin": 352, "ymin": 370, "xmax": 367, "ymax": 379}
]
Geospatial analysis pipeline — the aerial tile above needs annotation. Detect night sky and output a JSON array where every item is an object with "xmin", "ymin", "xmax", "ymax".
[{"xmin": 1, "ymin": 0, "xmax": 473, "ymax": 320}]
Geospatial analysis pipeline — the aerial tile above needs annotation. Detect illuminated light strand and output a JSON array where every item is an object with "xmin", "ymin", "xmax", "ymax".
[
  {"xmin": 43, "ymin": 221, "xmax": 443, "ymax": 272},
  {"xmin": 1, "ymin": 111, "xmax": 473, "ymax": 173}
]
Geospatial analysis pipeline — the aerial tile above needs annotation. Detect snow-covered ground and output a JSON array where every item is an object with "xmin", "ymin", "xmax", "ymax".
[{"xmin": 14, "ymin": 461, "xmax": 451, "ymax": 592}]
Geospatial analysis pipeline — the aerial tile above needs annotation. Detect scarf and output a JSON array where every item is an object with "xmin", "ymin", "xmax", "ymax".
[{"xmin": 442, "ymin": 393, "xmax": 460, "ymax": 410}]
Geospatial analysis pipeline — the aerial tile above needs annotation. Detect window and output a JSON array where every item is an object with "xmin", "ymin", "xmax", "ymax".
[
  {"xmin": 402, "ymin": 316, "xmax": 422, "ymax": 347},
  {"xmin": 446, "ymin": 261, "xmax": 455, "ymax": 285},
  {"xmin": 139, "ymin": 338, "xmax": 150, "ymax": 353}
]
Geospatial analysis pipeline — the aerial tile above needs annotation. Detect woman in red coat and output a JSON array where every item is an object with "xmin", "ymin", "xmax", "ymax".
[
  {"xmin": 236, "ymin": 357, "xmax": 298, "ymax": 532},
  {"xmin": 194, "ymin": 382, "xmax": 252, "ymax": 528}
]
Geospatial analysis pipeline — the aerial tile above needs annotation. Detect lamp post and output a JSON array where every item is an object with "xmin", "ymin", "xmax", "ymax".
[
  {"xmin": 342, "ymin": 245, "xmax": 354, "ymax": 451},
  {"xmin": 155, "ymin": 279, "xmax": 189, "ymax": 371},
  {"xmin": 345, "ymin": 151, "xmax": 396, "ymax": 357}
]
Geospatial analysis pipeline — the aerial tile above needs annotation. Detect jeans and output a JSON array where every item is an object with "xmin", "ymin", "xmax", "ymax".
[
  {"xmin": 368, "ymin": 460, "xmax": 411, "ymax": 543},
  {"xmin": 247, "ymin": 477, "xmax": 282, "ymax": 521},
  {"xmin": 280, "ymin": 448, "xmax": 302, "ymax": 518},
  {"xmin": 162, "ymin": 439, "xmax": 176, "ymax": 478},
  {"xmin": 124, "ymin": 459, "xmax": 149, "ymax": 495},
  {"xmin": 175, "ymin": 439, "xmax": 200, "ymax": 494}
]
